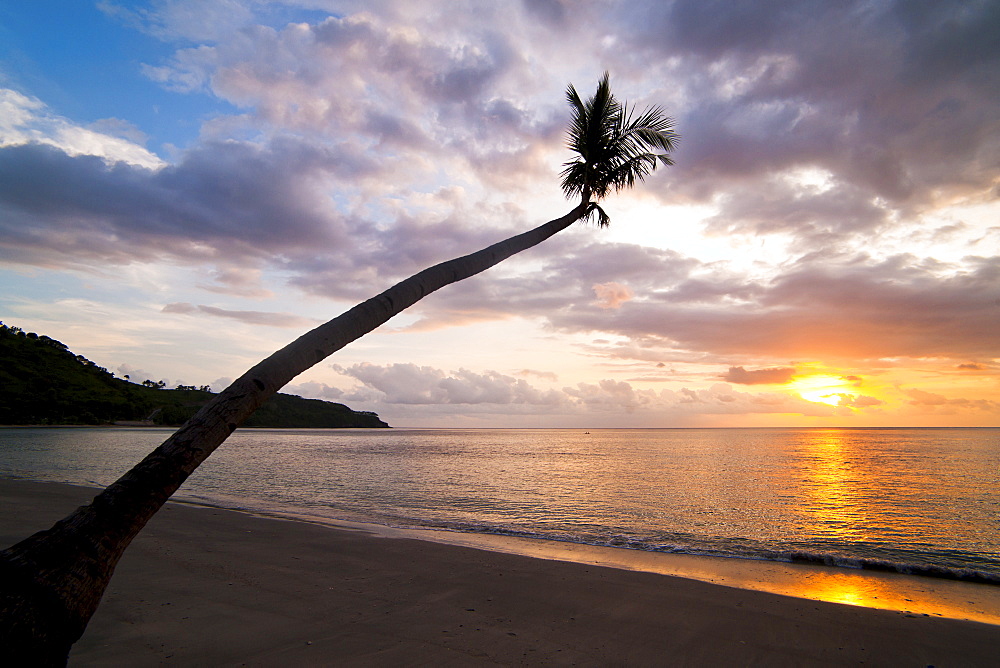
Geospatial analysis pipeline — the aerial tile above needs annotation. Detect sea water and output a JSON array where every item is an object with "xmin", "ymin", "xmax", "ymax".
[{"xmin": 2, "ymin": 426, "xmax": 997, "ymax": 584}]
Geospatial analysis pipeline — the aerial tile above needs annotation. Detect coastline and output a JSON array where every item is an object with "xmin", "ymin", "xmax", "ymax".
[
  {"xmin": 163, "ymin": 491, "xmax": 1000, "ymax": 626},
  {"xmin": 2, "ymin": 479, "xmax": 998, "ymax": 666}
]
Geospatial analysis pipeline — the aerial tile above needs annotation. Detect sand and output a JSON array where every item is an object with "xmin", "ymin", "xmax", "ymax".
[{"xmin": 2, "ymin": 479, "xmax": 998, "ymax": 666}]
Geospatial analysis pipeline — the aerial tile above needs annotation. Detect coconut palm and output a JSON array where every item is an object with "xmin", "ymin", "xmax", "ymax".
[
  {"xmin": 0, "ymin": 72, "xmax": 677, "ymax": 663},
  {"xmin": 562, "ymin": 72, "xmax": 677, "ymax": 227}
]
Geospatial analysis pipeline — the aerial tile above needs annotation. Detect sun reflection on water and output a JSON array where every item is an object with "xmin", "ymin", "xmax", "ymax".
[
  {"xmin": 796, "ymin": 570, "xmax": 892, "ymax": 608},
  {"xmin": 794, "ymin": 430, "xmax": 871, "ymax": 542},
  {"xmin": 782, "ymin": 567, "xmax": 1000, "ymax": 624}
]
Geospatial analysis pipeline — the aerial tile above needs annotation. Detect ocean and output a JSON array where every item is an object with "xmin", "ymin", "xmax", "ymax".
[{"xmin": 2, "ymin": 426, "xmax": 998, "ymax": 585}]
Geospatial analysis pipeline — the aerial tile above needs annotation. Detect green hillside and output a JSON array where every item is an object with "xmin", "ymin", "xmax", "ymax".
[{"xmin": 0, "ymin": 322, "xmax": 388, "ymax": 428}]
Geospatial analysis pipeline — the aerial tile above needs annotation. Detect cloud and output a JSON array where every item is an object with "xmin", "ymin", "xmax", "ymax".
[
  {"xmin": 11, "ymin": 1, "xmax": 994, "ymax": 282},
  {"xmin": 334, "ymin": 363, "xmax": 566, "ymax": 406},
  {"xmin": 283, "ymin": 381, "xmax": 345, "ymax": 402},
  {"xmin": 198, "ymin": 267, "xmax": 273, "ymax": 298},
  {"xmin": 99, "ymin": 0, "xmax": 256, "ymax": 42},
  {"xmin": 563, "ymin": 379, "xmax": 650, "ymax": 413},
  {"xmin": 0, "ymin": 80, "xmax": 565, "ymax": 302},
  {"xmin": 592, "ymin": 282, "xmax": 634, "ymax": 309},
  {"xmin": 9, "ymin": 3, "xmax": 994, "ymax": 317},
  {"xmin": 384, "ymin": 238, "xmax": 699, "ymax": 330},
  {"xmin": 626, "ymin": 0, "xmax": 1000, "ymax": 247},
  {"xmin": 722, "ymin": 366, "xmax": 796, "ymax": 385},
  {"xmin": 515, "ymin": 368, "xmax": 559, "ymax": 381},
  {"xmin": 162, "ymin": 302, "xmax": 315, "ymax": 328},
  {"xmin": 700, "ymin": 178, "xmax": 891, "ymax": 252},
  {"xmin": 903, "ymin": 388, "xmax": 950, "ymax": 406},
  {"xmin": 548, "ymin": 253, "xmax": 1000, "ymax": 361},
  {"xmin": 0, "ymin": 88, "xmax": 163, "ymax": 169},
  {"xmin": 116, "ymin": 363, "xmax": 156, "ymax": 383},
  {"xmin": 562, "ymin": 380, "xmax": 843, "ymax": 418},
  {"xmin": 141, "ymin": 11, "xmax": 553, "ymax": 169},
  {"xmin": 957, "ymin": 363, "xmax": 988, "ymax": 371},
  {"xmin": 837, "ymin": 394, "xmax": 883, "ymax": 409},
  {"xmin": 333, "ymin": 361, "xmax": 852, "ymax": 420},
  {"xmin": 901, "ymin": 387, "xmax": 999, "ymax": 413},
  {"xmin": 0, "ymin": 137, "xmax": 368, "ymax": 271}
]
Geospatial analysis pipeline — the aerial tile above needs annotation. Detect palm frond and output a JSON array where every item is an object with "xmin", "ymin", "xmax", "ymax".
[
  {"xmin": 560, "ymin": 72, "xmax": 679, "ymax": 227},
  {"xmin": 580, "ymin": 202, "xmax": 611, "ymax": 228}
]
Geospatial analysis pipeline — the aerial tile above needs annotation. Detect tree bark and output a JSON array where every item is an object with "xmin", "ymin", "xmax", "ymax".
[{"xmin": 0, "ymin": 199, "xmax": 589, "ymax": 664}]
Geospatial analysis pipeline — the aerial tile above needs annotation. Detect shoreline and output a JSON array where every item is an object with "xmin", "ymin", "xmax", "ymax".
[
  {"xmin": 164, "ymin": 493, "xmax": 1000, "ymax": 626},
  {"xmin": 2, "ymin": 478, "xmax": 999, "ymax": 665},
  {"xmin": 9, "ymin": 476, "xmax": 1000, "ymax": 622}
]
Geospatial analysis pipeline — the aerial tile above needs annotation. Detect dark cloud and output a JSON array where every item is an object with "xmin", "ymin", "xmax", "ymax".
[
  {"xmin": 0, "ymin": 132, "xmax": 518, "ymax": 300},
  {"xmin": 286, "ymin": 199, "xmax": 532, "ymax": 302},
  {"xmin": 0, "ymin": 139, "xmax": 369, "ymax": 268},
  {"xmin": 22, "ymin": 0, "xmax": 992, "ymax": 277},
  {"xmin": 547, "ymin": 254, "xmax": 1000, "ymax": 360},
  {"xmin": 522, "ymin": 0, "xmax": 569, "ymax": 27},
  {"xmin": 957, "ymin": 363, "xmax": 988, "ymax": 371},
  {"xmin": 657, "ymin": 276, "xmax": 762, "ymax": 305},
  {"xmin": 628, "ymin": 0, "xmax": 1000, "ymax": 241},
  {"xmin": 385, "ymin": 237, "xmax": 700, "ymax": 330},
  {"xmin": 722, "ymin": 366, "xmax": 796, "ymax": 385},
  {"xmin": 700, "ymin": 180, "xmax": 890, "ymax": 249}
]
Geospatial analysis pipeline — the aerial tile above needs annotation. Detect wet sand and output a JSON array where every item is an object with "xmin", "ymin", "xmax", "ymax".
[{"xmin": 2, "ymin": 479, "xmax": 998, "ymax": 666}]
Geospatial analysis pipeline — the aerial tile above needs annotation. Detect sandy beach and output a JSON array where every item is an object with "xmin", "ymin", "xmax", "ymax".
[{"xmin": 2, "ymin": 479, "xmax": 998, "ymax": 666}]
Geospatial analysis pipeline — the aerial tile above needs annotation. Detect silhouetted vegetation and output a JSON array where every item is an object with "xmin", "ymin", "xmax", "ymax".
[{"xmin": 0, "ymin": 322, "xmax": 388, "ymax": 428}]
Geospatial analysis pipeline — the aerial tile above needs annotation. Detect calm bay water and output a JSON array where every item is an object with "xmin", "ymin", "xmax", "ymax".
[{"xmin": 2, "ymin": 427, "xmax": 998, "ymax": 582}]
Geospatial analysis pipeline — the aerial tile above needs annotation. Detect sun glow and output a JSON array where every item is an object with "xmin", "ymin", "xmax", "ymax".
[{"xmin": 790, "ymin": 375, "xmax": 854, "ymax": 406}]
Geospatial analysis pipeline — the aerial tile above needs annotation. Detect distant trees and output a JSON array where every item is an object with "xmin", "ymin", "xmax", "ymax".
[
  {"xmin": 1, "ymin": 328, "xmax": 380, "ymax": 431},
  {"xmin": 0, "ymin": 323, "xmax": 140, "ymax": 425}
]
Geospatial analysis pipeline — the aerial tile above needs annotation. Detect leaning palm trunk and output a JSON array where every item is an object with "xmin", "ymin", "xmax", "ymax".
[
  {"xmin": 0, "ymin": 199, "xmax": 590, "ymax": 663},
  {"xmin": 0, "ymin": 71, "xmax": 678, "ymax": 664}
]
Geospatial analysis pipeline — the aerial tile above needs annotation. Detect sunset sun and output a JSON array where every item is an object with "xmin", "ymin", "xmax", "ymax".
[{"xmin": 790, "ymin": 375, "xmax": 855, "ymax": 406}]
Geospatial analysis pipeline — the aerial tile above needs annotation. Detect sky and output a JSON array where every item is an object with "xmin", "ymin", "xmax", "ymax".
[{"xmin": 0, "ymin": 0, "xmax": 997, "ymax": 428}]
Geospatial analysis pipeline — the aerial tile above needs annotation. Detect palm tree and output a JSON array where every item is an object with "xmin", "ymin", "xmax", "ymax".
[
  {"xmin": 562, "ymin": 72, "xmax": 677, "ymax": 228},
  {"xmin": 0, "ymin": 72, "xmax": 677, "ymax": 663}
]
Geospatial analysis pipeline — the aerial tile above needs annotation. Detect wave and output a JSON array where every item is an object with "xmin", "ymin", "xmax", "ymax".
[
  {"xmin": 400, "ymin": 519, "xmax": 1000, "ymax": 586},
  {"xmin": 170, "ymin": 491, "xmax": 1000, "ymax": 588},
  {"xmin": 759, "ymin": 549, "xmax": 1000, "ymax": 585}
]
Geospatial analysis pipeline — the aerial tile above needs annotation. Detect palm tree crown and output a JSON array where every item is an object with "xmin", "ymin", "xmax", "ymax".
[{"xmin": 561, "ymin": 72, "xmax": 679, "ymax": 226}]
